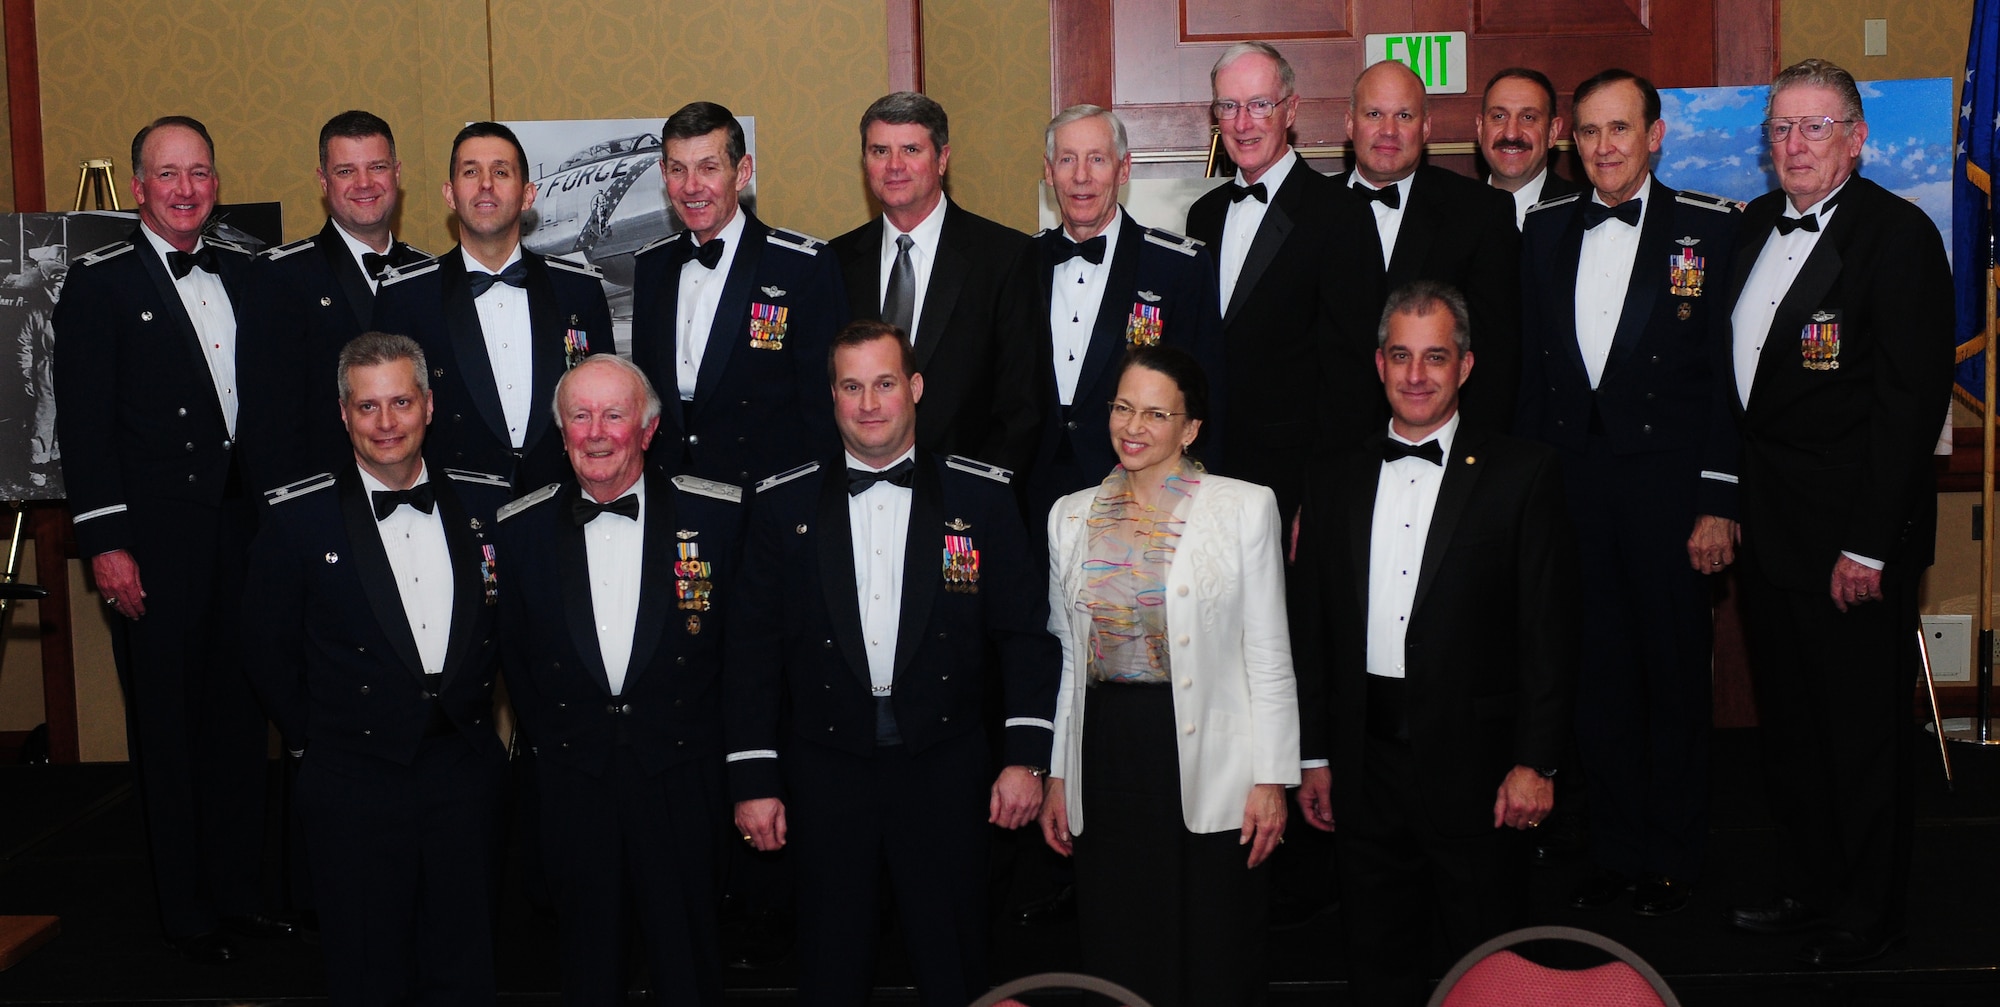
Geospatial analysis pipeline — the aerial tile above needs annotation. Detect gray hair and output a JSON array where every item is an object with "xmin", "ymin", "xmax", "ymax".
[
  {"xmin": 1377, "ymin": 281, "xmax": 1471, "ymax": 353},
  {"xmin": 1044, "ymin": 104, "xmax": 1129, "ymax": 163},
  {"xmin": 1767, "ymin": 58, "xmax": 1865, "ymax": 123},
  {"xmin": 859, "ymin": 91, "xmax": 949, "ymax": 153},
  {"xmin": 551, "ymin": 353, "xmax": 663, "ymax": 429},
  {"xmin": 337, "ymin": 332, "xmax": 428, "ymax": 401},
  {"xmin": 1210, "ymin": 41, "xmax": 1295, "ymax": 99}
]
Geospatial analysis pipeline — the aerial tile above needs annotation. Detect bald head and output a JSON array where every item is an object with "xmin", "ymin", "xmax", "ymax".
[{"xmin": 1347, "ymin": 60, "xmax": 1431, "ymax": 185}]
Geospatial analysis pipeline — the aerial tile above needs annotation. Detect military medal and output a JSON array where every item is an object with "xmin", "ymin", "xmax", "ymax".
[
  {"xmin": 1669, "ymin": 239, "xmax": 1705, "ymax": 297},
  {"xmin": 686, "ymin": 615, "xmax": 702, "ymax": 635},
  {"xmin": 1801, "ymin": 310, "xmax": 1841, "ymax": 370},
  {"xmin": 675, "ymin": 540, "xmax": 714, "ymax": 611},
  {"xmin": 1677, "ymin": 302, "xmax": 1692, "ymax": 321},
  {"xmin": 1125, "ymin": 303, "xmax": 1164, "ymax": 347},
  {"xmin": 749, "ymin": 301, "xmax": 789, "ymax": 350},
  {"xmin": 942, "ymin": 534, "xmax": 980, "ymax": 594},
  {"xmin": 564, "ymin": 328, "xmax": 590, "ymax": 368},
  {"xmin": 480, "ymin": 544, "xmax": 499, "ymax": 606}
]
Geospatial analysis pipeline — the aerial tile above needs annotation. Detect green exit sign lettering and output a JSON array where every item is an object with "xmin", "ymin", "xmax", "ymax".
[{"xmin": 1363, "ymin": 32, "xmax": 1469, "ymax": 94}]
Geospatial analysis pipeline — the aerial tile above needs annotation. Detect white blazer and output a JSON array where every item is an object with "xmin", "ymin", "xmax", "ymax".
[{"xmin": 1046, "ymin": 473, "xmax": 1301, "ymax": 835}]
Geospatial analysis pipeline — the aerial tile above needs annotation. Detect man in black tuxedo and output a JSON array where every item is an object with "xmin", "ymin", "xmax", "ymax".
[
  {"xmin": 1335, "ymin": 59, "xmax": 1523, "ymax": 431},
  {"xmin": 373, "ymin": 121, "xmax": 613, "ymax": 493},
  {"xmin": 1721, "ymin": 59, "xmax": 1954, "ymax": 967},
  {"xmin": 1023, "ymin": 104, "xmax": 1226, "ymax": 529},
  {"xmin": 241, "ymin": 110, "xmax": 430, "ymax": 495},
  {"xmin": 246, "ymin": 333, "xmax": 511, "ymax": 1005},
  {"xmin": 1517, "ymin": 68, "xmax": 1741, "ymax": 917},
  {"xmin": 496, "ymin": 354, "xmax": 745, "ymax": 1004},
  {"xmin": 830, "ymin": 92, "xmax": 1042, "ymax": 475},
  {"xmin": 1291, "ymin": 282, "xmax": 1576, "ymax": 1006},
  {"xmin": 630, "ymin": 100, "xmax": 845, "ymax": 487},
  {"xmin": 1185, "ymin": 41, "xmax": 1381, "ymax": 518},
  {"xmin": 53, "ymin": 115, "xmax": 288, "ymax": 963},
  {"xmin": 1476, "ymin": 68, "xmax": 1583, "ymax": 228},
  {"xmin": 727, "ymin": 321, "xmax": 1058, "ymax": 1007}
]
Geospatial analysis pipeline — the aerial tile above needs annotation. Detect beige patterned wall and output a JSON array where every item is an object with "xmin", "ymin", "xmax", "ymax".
[
  {"xmin": 924, "ymin": 0, "xmax": 1052, "ymax": 233},
  {"xmin": 1782, "ymin": 0, "xmax": 1974, "ymax": 108}
]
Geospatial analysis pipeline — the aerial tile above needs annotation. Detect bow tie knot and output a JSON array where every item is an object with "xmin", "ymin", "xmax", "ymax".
[
  {"xmin": 1356, "ymin": 183, "xmax": 1402, "ymax": 209},
  {"xmin": 571, "ymin": 492, "xmax": 640, "ymax": 526},
  {"xmin": 1049, "ymin": 234, "xmax": 1107, "ymax": 266},
  {"xmin": 1383, "ymin": 438, "xmax": 1444, "ymax": 466},
  {"xmin": 167, "ymin": 245, "xmax": 220, "ymax": 280},
  {"xmin": 847, "ymin": 458, "xmax": 916, "ymax": 496},
  {"xmin": 467, "ymin": 259, "xmax": 529, "ymax": 298},
  {"xmin": 688, "ymin": 236, "xmax": 726, "ymax": 270},
  {"xmin": 362, "ymin": 242, "xmax": 422, "ymax": 281},
  {"xmin": 1773, "ymin": 213, "xmax": 1820, "ymax": 236},
  {"xmin": 371, "ymin": 483, "xmax": 436, "ymax": 521},
  {"xmin": 1228, "ymin": 182, "xmax": 1268, "ymax": 204},
  {"xmin": 1581, "ymin": 198, "xmax": 1642, "ymax": 230}
]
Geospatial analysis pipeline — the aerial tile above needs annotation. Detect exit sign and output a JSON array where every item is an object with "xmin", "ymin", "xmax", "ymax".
[{"xmin": 1363, "ymin": 32, "xmax": 1469, "ymax": 94}]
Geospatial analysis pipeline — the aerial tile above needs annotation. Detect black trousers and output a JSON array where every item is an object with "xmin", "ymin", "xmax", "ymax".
[{"xmin": 1073, "ymin": 683, "xmax": 1269, "ymax": 1007}]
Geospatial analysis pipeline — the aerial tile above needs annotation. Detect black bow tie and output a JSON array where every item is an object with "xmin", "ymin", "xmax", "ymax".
[
  {"xmin": 571, "ymin": 492, "xmax": 640, "ymax": 526},
  {"xmin": 371, "ymin": 483, "xmax": 436, "ymax": 521},
  {"xmin": 1356, "ymin": 183, "xmax": 1401, "ymax": 209},
  {"xmin": 1773, "ymin": 213, "xmax": 1820, "ymax": 236},
  {"xmin": 1050, "ymin": 234, "xmax": 1106, "ymax": 266},
  {"xmin": 361, "ymin": 242, "xmax": 421, "ymax": 281},
  {"xmin": 847, "ymin": 458, "xmax": 916, "ymax": 496},
  {"xmin": 166, "ymin": 246, "xmax": 220, "ymax": 280},
  {"xmin": 1228, "ymin": 182, "xmax": 1268, "ymax": 204},
  {"xmin": 466, "ymin": 259, "xmax": 529, "ymax": 298},
  {"xmin": 690, "ymin": 237, "xmax": 726, "ymax": 270},
  {"xmin": 1383, "ymin": 438, "xmax": 1443, "ymax": 465},
  {"xmin": 1581, "ymin": 198, "xmax": 1642, "ymax": 230}
]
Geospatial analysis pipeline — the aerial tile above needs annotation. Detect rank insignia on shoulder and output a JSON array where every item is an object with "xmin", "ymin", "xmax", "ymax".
[
  {"xmin": 444, "ymin": 468, "xmax": 511, "ymax": 490},
  {"xmin": 496, "ymin": 483, "xmax": 562, "ymax": 522},
  {"xmin": 204, "ymin": 236, "xmax": 254, "ymax": 257},
  {"xmin": 946, "ymin": 455, "xmax": 1012, "ymax": 484},
  {"xmin": 756, "ymin": 461, "xmax": 821, "ymax": 493},
  {"xmin": 260, "ymin": 235, "xmax": 317, "ymax": 261},
  {"xmin": 1528, "ymin": 192, "xmax": 1583, "ymax": 213},
  {"xmin": 637, "ymin": 233, "xmax": 679, "ymax": 256},
  {"xmin": 77, "ymin": 241, "xmax": 135, "ymax": 266},
  {"xmin": 672, "ymin": 474, "xmax": 744, "ymax": 504},
  {"xmin": 380, "ymin": 257, "xmax": 440, "ymax": 285},
  {"xmin": 1676, "ymin": 189, "xmax": 1742, "ymax": 212},
  {"xmin": 767, "ymin": 227, "xmax": 826, "ymax": 255},
  {"xmin": 263, "ymin": 472, "xmax": 336, "ymax": 504},
  {"xmin": 545, "ymin": 254, "xmax": 603, "ymax": 278},
  {"xmin": 1143, "ymin": 227, "xmax": 1204, "ymax": 255}
]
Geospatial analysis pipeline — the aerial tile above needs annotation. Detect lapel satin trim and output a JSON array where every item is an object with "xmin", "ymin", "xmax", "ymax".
[
  {"xmin": 1076, "ymin": 220, "xmax": 1143, "ymax": 399},
  {"xmin": 692, "ymin": 216, "xmax": 767, "ymax": 412},
  {"xmin": 318, "ymin": 220, "xmax": 375, "ymax": 330},
  {"xmin": 1226, "ymin": 180, "xmax": 1295, "ymax": 327},
  {"xmin": 816, "ymin": 466, "xmax": 873, "ymax": 692},
  {"xmin": 521, "ymin": 254, "xmax": 565, "ymax": 451},
  {"xmin": 1347, "ymin": 436, "xmax": 1384, "ymax": 615},
  {"xmin": 337, "ymin": 469, "xmax": 429, "ymax": 684},
  {"xmin": 132, "ymin": 230, "xmax": 217, "ymax": 418},
  {"xmin": 1601, "ymin": 186, "xmax": 1674, "ymax": 381},
  {"xmin": 432, "ymin": 472, "xmax": 485, "ymax": 690},
  {"xmin": 892, "ymin": 455, "xmax": 942, "ymax": 682},
  {"xmin": 1552, "ymin": 207, "xmax": 1589, "ymax": 380},
  {"xmin": 1385, "ymin": 172, "xmax": 1434, "ymax": 284},
  {"xmin": 1411, "ymin": 424, "xmax": 1488, "ymax": 617},
  {"xmin": 916, "ymin": 209, "xmax": 970, "ymax": 373},
  {"xmin": 553, "ymin": 483, "xmax": 614, "ymax": 694},
  {"xmin": 1754, "ymin": 212, "xmax": 1847, "ymax": 411},
  {"xmin": 622, "ymin": 474, "xmax": 674, "ymax": 692},
  {"xmin": 441, "ymin": 252, "xmax": 511, "ymax": 446}
]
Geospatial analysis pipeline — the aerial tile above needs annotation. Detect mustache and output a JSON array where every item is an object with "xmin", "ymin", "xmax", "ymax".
[{"xmin": 1490, "ymin": 140, "xmax": 1534, "ymax": 153}]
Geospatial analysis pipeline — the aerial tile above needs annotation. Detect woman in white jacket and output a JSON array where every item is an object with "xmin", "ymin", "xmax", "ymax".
[{"xmin": 1038, "ymin": 345, "xmax": 1299, "ymax": 1007}]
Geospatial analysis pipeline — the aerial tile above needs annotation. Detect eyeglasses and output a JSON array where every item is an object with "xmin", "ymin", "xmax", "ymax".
[
  {"xmin": 1211, "ymin": 98, "xmax": 1286, "ymax": 120},
  {"xmin": 1761, "ymin": 116, "xmax": 1854, "ymax": 143},
  {"xmin": 1109, "ymin": 401, "xmax": 1186, "ymax": 426}
]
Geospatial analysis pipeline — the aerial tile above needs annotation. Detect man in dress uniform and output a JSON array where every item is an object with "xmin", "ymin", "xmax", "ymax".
[
  {"xmin": 1516, "ymin": 68, "xmax": 1741, "ymax": 916},
  {"xmin": 496, "ymin": 354, "xmax": 746, "ymax": 1004},
  {"xmin": 373, "ymin": 121, "xmax": 613, "ymax": 493},
  {"xmin": 53, "ymin": 115, "xmax": 290, "ymax": 963},
  {"xmin": 1476, "ymin": 68, "xmax": 1583, "ymax": 228},
  {"xmin": 1721, "ymin": 58, "xmax": 1954, "ymax": 967},
  {"xmin": 245, "ymin": 333, "xmax": 512, "ymax": 1005},
  {"xmin": 1334, "ymin": 59, "xmax": 1524, "ymax": 431},
  {"xmin": 630, "ymin": 100, "xmax": 845, "ymax": 487},
  {"xmin": 241, "ymin": 111, "xmax": 430, "ymax": 495},
  {"xmin": 830, "ymin": 92, "xmax": 1043, "ymax": 476},
  {"xmin": 727, "ymin": 321, "xmax": 1058, "ymax": 1006}
]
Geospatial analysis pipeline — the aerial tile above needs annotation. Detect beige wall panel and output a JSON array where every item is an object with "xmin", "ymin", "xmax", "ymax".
[
  {"xmin": 924, "ymin": 0, "xmax": 1051, "ymax": 233},
  {"xmin": 1781, "ymin": 1, "xmax": 1973, "ymax": 108}
]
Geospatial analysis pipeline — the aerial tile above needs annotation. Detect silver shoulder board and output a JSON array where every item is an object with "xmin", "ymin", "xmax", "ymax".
[
  {"xmin": 444, "ymin": 468, "xmax": 511, "ymax": 490},
  {"xmin": 673, "ymin": 474, "xmax": 744, "ymax": 503},
  {"xmin": 756, "ymin": 461, "xmax": 821, "ymax": 493},
  {"xmin": 205, "ymin": 236, "xmax": 255, "ymax": 257},
  {"xmin": 496, "ymin": 482, "xmax": 562, "ymax": 522},
  {"xmin": 946, "ymin": 455, "xmax": 1013, "ymax": 484},
  {"xmin": 380, "ymin": 257, "xmax": 440, "ymax": 285},
  {"xmin": 767, "ymin": 228, "xmax": 825, "ymax": 256},
  {"xmin": 77, "ymin": 241, "xmax": 135, "ymax": 266},
  {"xmin": 1143, "ymin": 227, "xmax": 1203, "ymax": 255},
  {"xmin": 637, "ymin": 233, "xmax": 681, "ymax": 256},
  {"xmin": 1676, "ymin": 189, "xmax": 1743, "ymax": 212},
  {"xmin": 263, "ymin": 473, "xmax": 336, "ymax": 504},
  {"xmin": 544, "ymin": 254, "xmax": 604, "ymax": 279},
  {"xmin": 259, "ymin": 235, "xmax": 318, "ymax": 261},
  {"xmin": 1527, "ymin": 191, "xmax": 1583, "ymax": 214},
  {"xmin": 1033, "ymin": 226, "xmax": 1058, "ymax": 239}
]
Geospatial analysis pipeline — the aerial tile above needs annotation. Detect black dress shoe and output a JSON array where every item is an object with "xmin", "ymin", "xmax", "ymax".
[
  {"xmin": 166, "ymin": 931, "xmax": 235, "ymax": 965},
  {"xmin": 1631, "ymin": 876, "xmax": 1691, "ymax": 917},
  {"xmin": 222, "ymin": 913, "xmax": 298, "ymax": 939},
  {"xmin": 723, "ymin": 911, "xmax": 793, "ymax": 971},
  {"xmin": 1797, "ymin": 928, "xmax": 1903, "ymax": 967},
  {"xmin": 1016, "ymin": 885, "xmax": 1076, "ymax": 927},
  {"xmin": 1728, "ymin": 896, "xmax": 1825, "ymax": 935},
  {"xmin": 1567, "ymin": 869, "xmax": 1632, "ymax": 909}
]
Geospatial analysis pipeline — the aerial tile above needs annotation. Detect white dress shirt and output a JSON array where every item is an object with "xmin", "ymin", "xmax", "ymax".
[
  {"xmin": 1050, "ymin": 209, "xmax": 1124, "ymax": 405},
  {"xmin": 1497, "ymin": 167, "xmax": 1551, "ymax": 229},
  {"xmin": 463, "ymin": 245, "xmax": 532, "ymax": 448},
  {"xmin": 1218, "ymin": 149, "xmax": 1298, "ymax": 312},
  {"xmin": 360, "ymin": 463, "xmax": 453, "ymax": 677},
  {"xmin": 1366, "ymin": 413, "xmax": 1459, "ymax": 680},
  {"xmin": 1350, "ymin": 172, "xmax": 1418, "ymax": 268},
  {"xmin": 331, "ymin": 220, "xmax": 393, "ymax": 295},
  {"xmin": 848, "ymin": 447, "xmax": 915, "ymax": 695},
  {"xmin": 141, "ymin": 225, "xmax": 238, "ymax": 437},
  {"xmin": 878, "ymin": 197, "xmax": 950, "ymax": 346},
  {"xmin": 676, "ymin": 209, "xmax": 748, "ymax": 401},
  {"xmin": 1574, "ymin": 176, "xmax": 1652, "ymax": 389},
  {"xmin": 581, "ymin": 477, "xmax": 646, "ymax": 695}
]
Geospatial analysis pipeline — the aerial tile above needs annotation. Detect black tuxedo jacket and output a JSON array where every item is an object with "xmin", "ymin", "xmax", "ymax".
[
  {"xmin": 371, "ymin": 246, "xmax": 612, "ymax": 493},
  {"xmin": 53, "ymin": 228, "xmax": 257, "ymax": 559},
  {"xmin": 1290, "ymin": 423, "xmax": 1577, "ymax": 837},
  {"xmin": 1518, "ymin": 179, "xmax": 1742, "ymax": 519},
  {"xmin": 1186, "ymin": 162, "xmax": 1383, "ymax": 516},
  {"xmin": 244, "ymin": 466, "xmax": 511, "ymax": 766},
  {"xmin": 630, "ymin": 212, "xmax": 845, "ymax": 486},
  {"xmin": 1331, "ymin": 165, "xmax": 1525, "ymax": 431},
  {"xmin": 723, "ymin": 452, "xmax": 1058, "ymax": 803},
  {"xmin": 241, "ymin": 220, "xmax": 428, "ymax": 495},
  {"xmin": 832, "ymin": 201, "xmax": 1042, "ymax": 474},
  {"xmin": 1022, "ymin": 213, "xmax": 1227, "ymax": 524},
  {"xmin": 1526, "ymin": 169, "xmax": 1584, "ymax": 205},
  {"xmin": 1722, "ymin": 175, "xmax": 1954, "ymax": 591},
  {"xmin": 496, "ymin": 471, "xmax": 746, "ymax": 778}
]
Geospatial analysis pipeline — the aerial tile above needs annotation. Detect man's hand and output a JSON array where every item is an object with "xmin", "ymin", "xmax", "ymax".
[
  {"xmin": 989, "ymin": 765, "xmax": 1045, "ymax": 829},
  {"xmin": 1038, "ymin": 777, "xmax": 1074, "ymax": 857},
  {"xmin": 1830, "ymin": 555, "xmax": 1883, "ymax": 613},
  {"xmin": 1686, "ymin": 515, "xmax": 1739, "ymax": 574},
  {"xmin": 734, "ymin": 797, "xmax": 787, "ymax": 852},
  {"xmin": 1295, "ymin": 765, "xmax": 1335, "ymax": 832},
  {"xmin": 92, "ymin": 550, "xmax": 146, "ymax": 619},
  {"xmin": 1491, "ymin": 765, "xmax": 1554, "ymax": 830},
  {"xmin": 1241, "ymin": 783, "xmax": 1287, "ymax": 868}
]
